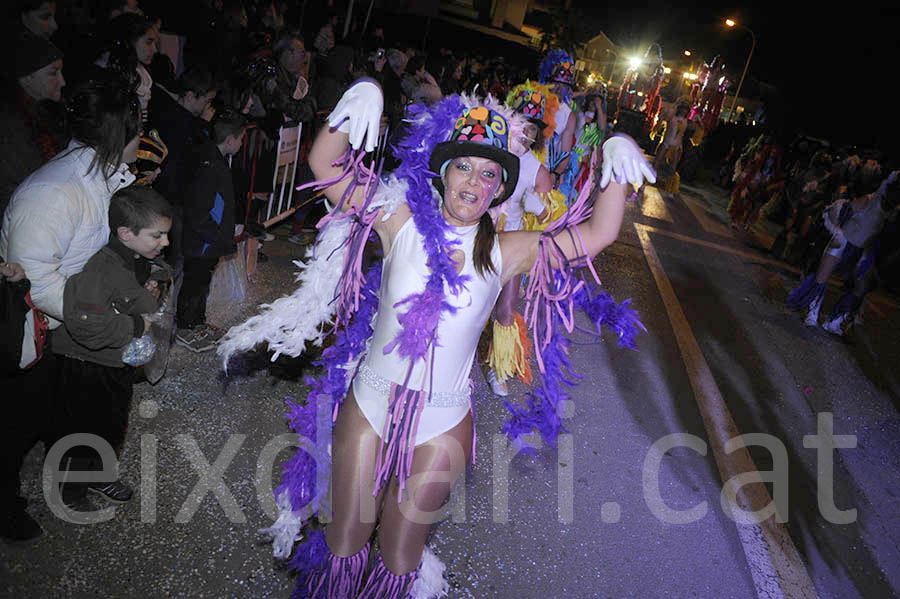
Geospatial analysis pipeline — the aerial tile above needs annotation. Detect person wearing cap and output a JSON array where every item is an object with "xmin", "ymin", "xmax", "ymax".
[
  {"xmin": 236, "ymin": 80, "xmax": 654, "ymax": 596},
  {"xmin": 0, "ymin": 33, "xmax": 67, "ymax": 222}
]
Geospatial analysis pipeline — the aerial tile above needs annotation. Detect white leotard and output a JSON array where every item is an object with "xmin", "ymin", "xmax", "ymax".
[
  {"xmin": 491, "ymin": 152, "xmax": 545, "ymax": 232},
  {"xmin": 353, "ymin": 214, "xmax": 503, "ymax": 445}
]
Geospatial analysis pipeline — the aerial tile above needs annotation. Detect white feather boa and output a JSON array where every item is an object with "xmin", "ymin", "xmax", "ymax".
[
  {"xmin": 217, "ymin": 175, "xmax": 408, "ymax": 368},
  {"xmin": 412, "ymin": 546, "xmax": 450, "ymax": 599}
]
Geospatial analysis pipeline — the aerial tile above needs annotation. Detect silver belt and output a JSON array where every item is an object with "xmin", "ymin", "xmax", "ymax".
[{"xmin": 356, "ymin": 364, "xmax": 471, "ymax": 407}]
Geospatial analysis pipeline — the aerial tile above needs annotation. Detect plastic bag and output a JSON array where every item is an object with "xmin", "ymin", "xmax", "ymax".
[
  {"xmin": 207, "ymin": 252, "xmax": 248, "ymax": 311},
  {"xmin": 122, "ymin": 334, "xmax": 155, "ymax": 366},
  {"xmin": 143, "ymin": 284, "xmax": 176, "ymax": 384}
]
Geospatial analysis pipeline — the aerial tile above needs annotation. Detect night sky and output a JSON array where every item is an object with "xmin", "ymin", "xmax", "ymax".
[{"xmin": 582, "ymin": 3, "xmax": 898, "ymax": 158}]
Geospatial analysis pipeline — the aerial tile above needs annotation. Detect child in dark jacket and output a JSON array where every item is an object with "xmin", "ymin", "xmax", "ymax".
[
  {"xmin": 52, "ymin": 186, "xmax": 171, "ymax": 511},
  {"xmin": 175, "ymin": 110, "xmax": 246, "ymax": 353}
]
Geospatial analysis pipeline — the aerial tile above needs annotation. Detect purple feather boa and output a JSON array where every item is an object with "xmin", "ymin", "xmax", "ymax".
[
  {"xmin": 289, "ymin": 529, "xmax": 329, "ymax": 598},
  {"xmin": 504, "ymin": 275, "xmax": 646, "ymax": 449},
  {"xmin": 505, "ymin": 164, "xmax": 646, "ymax": 447},
  {"xmin": 573, "ymin": 286, "xmax": 646, "ymax": 351},
  {"xmin": 502, "ymin": 308, "xmax": 578, "ymax": 450},
  {"xmin": 277, "ymin": 265, "xmax": 382, "ymax": 520},
  {"xmin": 384, "ymin": 96, "xmax": 470, "ymax": 364}
]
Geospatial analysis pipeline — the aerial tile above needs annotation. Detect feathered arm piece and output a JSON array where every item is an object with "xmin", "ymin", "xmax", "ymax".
[
  {"xmin": 217, "ymin": 147, "xmax": 390, "ymax": 368},
  {"xmin": 506, "ymin": 162, "xmax": 645, "ymax": 448}
]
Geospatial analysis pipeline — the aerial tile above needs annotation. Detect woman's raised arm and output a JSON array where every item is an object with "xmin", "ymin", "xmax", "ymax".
[
  {"xmin": 500, "ymin": 135, "xmax": 655, "ymax": 283},
  {"xmin": 308, "ymin": 79, "xmax": 384, "ymax": 212}
]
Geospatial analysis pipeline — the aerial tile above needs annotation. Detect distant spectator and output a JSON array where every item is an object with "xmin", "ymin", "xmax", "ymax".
[
  {"xmin": 255, "ymin": 31, "xmax": 316, "ymax": 132},
  {"xmin": 401, "ymin": 55, "xmax": 442, "ymax": 105},
  {"xmin": 1, "ymin": 33, "xmax": 68, "ymax": 220},
  {"xmin": 313, "ymin": 13, "xmax": 338, "ymax": 56},
  {"xmin": 149, "ymin": 64, "xmax": 218, "ymax": 265},
  {"xmin": 87, "ymin": 13, "xmax": 159, "ymax": 126},
  {"xmin": 315, "ymin": 45, "xmax": 354, "ymax": 112},
  {"xmin": 106, "ymin": 0, "xmax": 144, "ymax": 20},
  {"xmin": 17, "ymin": 0, "xmax": 58, "ymax": 40}
]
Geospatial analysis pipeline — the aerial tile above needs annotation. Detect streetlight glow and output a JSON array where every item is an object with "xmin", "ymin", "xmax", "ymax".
[
  {"xmin": 684, "ymin": 50, "xmax": 692, "ymax": 56},
  {"xmin": 725, "ymin": 18, "xmax": 756, "ymax": 122},
  {"xmin": 628, "ymin": 57, "xmax": 642, "ymax": 69},
  {"xmin": 664, "ymin": 67, "xmax": 672, "ymax": 74}
]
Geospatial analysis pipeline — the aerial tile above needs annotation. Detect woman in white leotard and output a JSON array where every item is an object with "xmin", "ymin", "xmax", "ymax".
[{"xmin": 293, "ymin": 80, "xmax": 654, "ymax": 597}]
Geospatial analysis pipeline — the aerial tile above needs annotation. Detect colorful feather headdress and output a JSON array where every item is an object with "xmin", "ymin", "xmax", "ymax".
[{"xmin": 505, "ymin": 80, "xmax": 559, "ymax": 134}]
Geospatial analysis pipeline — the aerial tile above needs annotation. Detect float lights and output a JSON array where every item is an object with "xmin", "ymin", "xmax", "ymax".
[
  {"xmin": 726, "ymin": 19, "xmax": 736, "ymax": 27},
  {"xmin": 684, "ymin": 50, "xmax": 692, "ymax": 56},
  {"xmin": 664, "ymin": 67, "xmax": 672, "ymax": 74},
  {"xmin": 628, "ymin": 57, "xmax": 642, "ymax": 69}
]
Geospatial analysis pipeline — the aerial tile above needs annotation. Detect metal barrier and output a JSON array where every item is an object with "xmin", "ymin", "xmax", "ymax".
[{"xmin": 261, "ymin": 123, "xmax": 303, "ymax": 228}]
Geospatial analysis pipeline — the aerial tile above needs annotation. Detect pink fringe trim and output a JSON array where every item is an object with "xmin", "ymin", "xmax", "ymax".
[
  {"xmin": 305, "ymin": 541, "xmax": 370, "ymax": 598},
  {"xmin": 358, "ymin": 554, "xmax": 416, "ymax": 598},
  {"xmin": 523, "ymin": 160, "xmax": 601, "ymax": 373},
  {"xmin": 373, "ymin": 382, "xmax": 427, "ymax": 500}
]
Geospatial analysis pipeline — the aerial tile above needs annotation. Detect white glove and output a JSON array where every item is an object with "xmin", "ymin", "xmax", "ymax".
[
  {"xmin": 600, "ymin": 134, "xmax": 656, "ymax": 188},
  {"xmin": 327, "ymin": 79, "xmax": 383, "ymax": 153}
]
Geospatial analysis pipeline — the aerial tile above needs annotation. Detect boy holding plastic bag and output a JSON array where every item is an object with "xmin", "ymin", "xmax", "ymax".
[{"xmin": 51, "ymin": 187, "xmax": 171, "ymax": 510}]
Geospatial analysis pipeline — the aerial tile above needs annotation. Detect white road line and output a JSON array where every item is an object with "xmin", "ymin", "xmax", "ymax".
[
  {"xmin": 635, "ymin": 222, "xmax": 819, "ymax": 599},
  {"xmin": 640, "ymin": 186, "xmax": 674, "ymax": 222}
]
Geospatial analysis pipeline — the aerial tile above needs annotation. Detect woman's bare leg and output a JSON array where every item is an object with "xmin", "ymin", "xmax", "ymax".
[
  {"xmin": 375, "ymin": 412, "xmax": 474, "ymax": 575},
  {"xmin": 325, "ymin": 392, "xmax": 389, "ymax": 557}
]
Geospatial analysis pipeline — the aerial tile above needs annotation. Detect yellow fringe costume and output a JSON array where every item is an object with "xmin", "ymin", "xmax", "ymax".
[
  {"xmin": 523, "ymin": 189, "xmax": 567, "ymax": 231},
  {"xmin": 487, "ymin": 313, "xmax": 533, "ymax": 385}
]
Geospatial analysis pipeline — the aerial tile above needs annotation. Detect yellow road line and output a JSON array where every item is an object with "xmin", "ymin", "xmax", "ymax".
[{"xmin": 635, "ymin": 222, "xmax": 819, "ymax": 599}]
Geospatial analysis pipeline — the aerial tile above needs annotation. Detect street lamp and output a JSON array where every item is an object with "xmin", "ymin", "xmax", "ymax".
[
  {"xmin": 725, "ymin": 18, "xmax": 756, "ymax": 123},
  {"xmin": 683, "ymin": 50, "xmax": 692, "ymax": 56}
]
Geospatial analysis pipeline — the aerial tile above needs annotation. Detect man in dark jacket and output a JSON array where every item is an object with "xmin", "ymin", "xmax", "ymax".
[{"xmin": 175, "ymin": 111, "xmax": 245, "ymax": 353}]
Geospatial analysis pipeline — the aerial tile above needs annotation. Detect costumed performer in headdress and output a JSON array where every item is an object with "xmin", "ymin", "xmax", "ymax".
[
  {"xmin": 219, "ymin": 79, "xmax": 654, "ymax": 598},
  {"xmin": 538, "ymin": 49, "xmax": 578, "ymax": 193},
  {"xmin": 483, "ymin": 81, "xmax": 559, "ymax": 396}
]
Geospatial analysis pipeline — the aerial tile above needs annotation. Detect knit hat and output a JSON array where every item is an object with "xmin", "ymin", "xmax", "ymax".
[{"xmin": 14, "ymin": 32, "xmax": 63, "ymax": 79}]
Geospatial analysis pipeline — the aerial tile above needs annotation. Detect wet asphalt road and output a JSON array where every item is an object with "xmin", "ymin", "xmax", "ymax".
[{"xmin": 2, "ymin": 179, "xmax": 899, "ymax": 599}]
